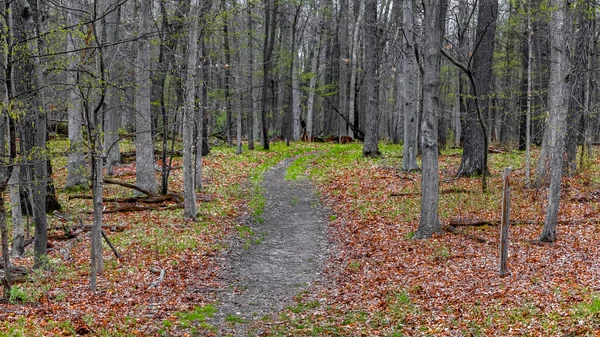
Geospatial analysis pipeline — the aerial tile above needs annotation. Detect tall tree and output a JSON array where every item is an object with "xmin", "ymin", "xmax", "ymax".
[
  {"xmin": 456, "ymin": 0, "xmax": 498, "ymax": 177},
  {"xmin": 348, "ymin": 0, "xmax": 364, "ymax": 140},
  {"xmin": 538, "ymin": 0, "xmax": 572, "ymax": 243},
  {"xmin": 66, "ymin": 9, "xmax": 87, "ymax": 188},
  {"xmin": 415, "ymin": 0, "xmax": 447, "ymax": 239},
  {"xmin": 135, "ymin": 0, "xmax": 158, "ymax": 194},
  {"xmin": 361, "ymin": 0, "xmax": 380, "ymax": 157},
  {"xmin": 183, "ymin": 0, "xmax": 200, "ymax": 221},
  {"xmin": 260, "ymin": 0, "xmax": 277, "ymax": 150},
  {"xmin": 401, "ymin": 0, "xmax": 419, "ymax": 171},
  {"xmin": 246, "ymin": 0, "xmax": 255, "ymax": 149},
  {"xmin": 103, "ymin": 0, "xmax": 121, "ymax": 176}
]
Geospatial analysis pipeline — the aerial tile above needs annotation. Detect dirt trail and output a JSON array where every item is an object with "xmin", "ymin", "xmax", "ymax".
[{"xmin": 211, "ymin": 156, "xmax": 329, "ymax": 336}]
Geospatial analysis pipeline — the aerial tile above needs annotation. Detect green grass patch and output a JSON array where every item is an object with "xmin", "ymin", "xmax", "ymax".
[{"xmin": 285, "ymin": 155, "xmax": 314, "ymax": 181}]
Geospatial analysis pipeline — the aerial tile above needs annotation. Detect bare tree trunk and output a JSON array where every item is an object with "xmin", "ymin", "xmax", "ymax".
[
  {"xmin": 66, "ymin": 10, "xmax": 87, "ymax": 188},
  {"xmin": 246, "ymin": 1, "xmax": 255, "ymax": 149},
  {"xmin": 539, "ymin": 0, "xmax": 571, "ymax": 243},
  {"xmin": 337, "ymin": 0, "xmax": 349, "ymax": 139},
  {"xmin": 415, "ymin": 0, "xmax": 446, "ymax": 239},
  {"xmin": 456, "ymin": 0, "xmax": 498, "ymax": 177},
  {"xmin": 348, "ymin": 0, "xmax": 364, "ymax": 140},
  {"xmin": 361, "ymin": 0, "xmax": 380, "ymax": 157},
  {"xmin": 90, "ymin": 143, "xmax": 103, "ymax": 290},
  {"xmin": 184, "ymin": 0, "xmax": 200, "ymax": 220},
  {"xmin": 104, "ymin": 2, "xmax": 121, "ymax": 176},
  {"xmin": 306, "ymin": 7, "xmax": 324, "ymax": 142},
  {"xmin": 583, "ymin": 20, "xmax": 595, "ymax": 161},
  {"xmin": 135, "ymin": 0, "xmax": 158, "ymax": 194},
  {"xmin": 525, "ymin": 9, "xmax": 532, "ymax": 186},
  {"xmin": 401, "ymin": 0, "xmax": 419, "ymax": 171},
  {"xmin": 223, "ymin": 0, "xmax": 233, "ymax": 147},
  {"xmin": 29, "ymin": 0, "xmax": 48, "ymax": 269},
  {"xmin": 261, "ymin": 0, "xmax": 277, "ymax": 150},
  {"xmin": 9, "ymin": 168, "xmax": 23, "ymax": 256}
]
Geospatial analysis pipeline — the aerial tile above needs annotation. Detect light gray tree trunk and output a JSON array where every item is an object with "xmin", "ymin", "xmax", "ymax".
[
  {"xmin": 246, "ymin": 1, "xmax": 255, "ymax": 149},
  {"xmin": 195, "ymin": 33, "xmax": 204, "ymax": 192},
  {"xmin": 539, "ymin": 0, "xmax": 571, "ymax": 243},
  {"xmin": 361, "ymin": 0, "xmax": 380, "ymax": 157},
  {"xmin": 66, "ymin": 10, "xmax": 87, "ymax": 188},
  {"xmin": 27, "ymin": 0, "xmax": 48, "ymax": 268},
  {"xmin": 337, "ymin": 0, "xmax": 349, "ymax": 139},
  {"xmin": 415, "ymin": 0, "xmax": 446, "ymax": 239},
  {"xmin": 135, "ymin": 0, "xmax": 157, "ymax": 194},
  {"xmin": 401, "ymin": 0, "xmax": 419, "ymax": 171},
  {"xmin": 104, "ymin": 2, "xmax": 121, "ymax": 176},
  {"xmin": 306, "ymin": 18, "xmax": 323, "ymax": 141},
  {"xmin": 292, "ymin": 53, "xmax": 302, "ymax": 141},
  {"xmin": 183, "ymin": 0, "xmax": 199, "ymax": 221},
  {"xmin": 9, "ymin": 168, "xmax": 23, "ymax": 256}
]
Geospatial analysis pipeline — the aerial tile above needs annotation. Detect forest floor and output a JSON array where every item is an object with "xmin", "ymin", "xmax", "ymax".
[{"xmin": 1, "ymin": 140, "xmax": 600, "ymax": 336}]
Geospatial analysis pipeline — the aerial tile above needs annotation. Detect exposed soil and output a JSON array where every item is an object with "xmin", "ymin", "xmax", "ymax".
[{"xmin": 211, "ymin": 157, "xmax": 329, "ymax": 336}]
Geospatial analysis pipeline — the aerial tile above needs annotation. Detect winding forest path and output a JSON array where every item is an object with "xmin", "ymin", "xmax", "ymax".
[{"xmin": 211, "ymin": 156, "xmax": 329, "ymax": 336}]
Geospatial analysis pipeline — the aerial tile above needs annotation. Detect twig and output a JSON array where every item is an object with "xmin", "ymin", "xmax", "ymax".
[
  {"xmin": 148, "ymin": 269, "xmax": 165, "ymax": 289},
  {"xmin": 101, "ymin": 230, "xmax": 121, "ymax": 259}
]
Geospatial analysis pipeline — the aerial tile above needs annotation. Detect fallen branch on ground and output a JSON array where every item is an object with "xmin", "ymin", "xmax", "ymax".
[
  {"xmin": 442, "ymin": 225, "xmax": 489, "ymax": 244},
  {"xmin": 571, "ymin": 190, "xmax": 600, "ymax": 202},
  {"xmin": 69, "ymin": 193, "xmax": 184, "ymax": 204},
  {"xmin": 391, "ymin": 188, "xmax": 475, "ymax": 197},
  {"xmin": 148, "ymin": 269, "xmax": 165, "ymax": 289},
  {"xmin": 101, "ymin": 203, "xmax": 184, "ymax": 214},
  {"xmin": 449, "ymin": 218, "xmax": 537, "ymax": 227}
]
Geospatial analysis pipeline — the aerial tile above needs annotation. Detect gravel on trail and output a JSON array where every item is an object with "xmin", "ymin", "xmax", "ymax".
[{"xmin": 211, "ymin": 156, "xmax": 329, "ymax": 336}]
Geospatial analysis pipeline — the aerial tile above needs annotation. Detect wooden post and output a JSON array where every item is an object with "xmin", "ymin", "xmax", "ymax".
[{"xmin": 499, "ymin": 167, "xmax": 511, "ymax": 277}]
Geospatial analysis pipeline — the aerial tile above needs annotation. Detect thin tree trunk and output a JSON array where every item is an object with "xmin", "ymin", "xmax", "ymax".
[
  {"xmin": 402, "ymin": 0, "xmax": 419, "ymax": 171},
  {"xmin": 66, "ymin": 10, "xmax": 87, "ymax": 188},
  {"xmin": 261, "ymin": 0, "xmax": 277, "ymax": 150},
  {"xmin": 223, "ymin": 0, "xmax": 233, "ymax": 147},
  {"xmin": 104, "ymin": 2, "xmax": 121, "ymax": 176},
  {"xmin": 246, "ymin": 1, "xmax": 255, "ymax": 150},
  {"xmin": 184, "ymin": 0, "xmax": 200, "ymax": 220},
  {"xmin": 306, "ymin": 12, "xmax": 324, "ymax": 141},
  {"xmin": 348, "ymin": 0, "xmax": 364, "ymax": 140},
  {"xmin": 9, "ymin": 167, "xmax": 23, "ymax": 256}
]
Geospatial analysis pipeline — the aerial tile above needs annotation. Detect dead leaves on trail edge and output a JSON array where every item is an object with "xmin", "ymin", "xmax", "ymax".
[
  {"xmin": 4, "ymin": 142, "xmax": 600, "ymax": 336},
  {"xmin": 264, "ymin": 144, "xmax": 600, "ymax": 336},
  {"xmin": 0, "ymin": 143, "xmax": 308, "ymax": 336}
]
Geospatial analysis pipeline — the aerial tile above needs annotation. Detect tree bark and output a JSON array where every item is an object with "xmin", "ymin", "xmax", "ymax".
[
  {"xmin": 66, "ymin": 10, "xmax": 87, "ymax": 188},
  {"xmin": 401, "ymin": 0, "xmax": 419, "ymax": 171},
  {"xmin": 260, "ymin": 0, "xmax": 277, "ymax": 150},
  {"xmin": 348, "ymin": 0, "xmax": 364, "ymax": 140},
  {"xmin": 415, "ymin": 0, "xmax": 446, "ymax": 239},
  {"xmin": 183, "ymin": 0, "xmax": 200, "ymax": 221},
  {"xmin": 135, "ymin": 0, "xmax": 158, "ymax": 194},
  {"xmin": 456, "ymin": 0, "xmax": 498, "ymax": 177},
  {"xmin": 539, "ymin": 0, "xmax": 571, "ymax": 243},
  {"xmin": 361, "ymin": 0, "xmax": 380, "ymax": 157},
  {"xmin": 246, "ymin": 1, "xmax": 255, "ymax": 149},
  {"xmin": 103, "ymin": 1, "xmax": 121, "ymax": 176}
]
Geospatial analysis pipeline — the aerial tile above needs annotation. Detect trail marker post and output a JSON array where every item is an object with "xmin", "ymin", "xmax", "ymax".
[{"xmin": 499, "ymin": 167, "xmax": 511, "ymax": 277}]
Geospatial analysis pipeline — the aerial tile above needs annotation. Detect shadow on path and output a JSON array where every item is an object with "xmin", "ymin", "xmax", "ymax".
[{"xmin": 211, "ymin": 156, "xmax": 329, "ymax": 336}]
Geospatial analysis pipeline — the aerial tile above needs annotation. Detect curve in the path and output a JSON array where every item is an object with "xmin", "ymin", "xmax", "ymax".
[{"xmin": 212, "ymin": 156, "xmax": 328, "ymax": 335}]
